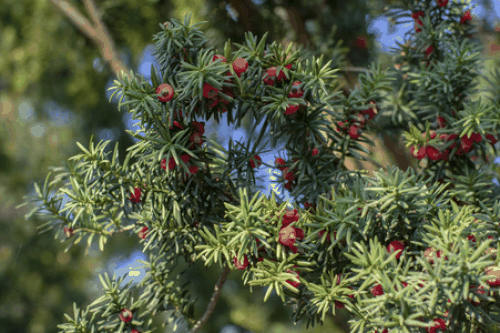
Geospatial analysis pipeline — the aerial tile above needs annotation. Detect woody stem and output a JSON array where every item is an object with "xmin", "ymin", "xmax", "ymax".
[{"xmin": 189, "ymin": 264, "xmax": 231, "ymax": 333}]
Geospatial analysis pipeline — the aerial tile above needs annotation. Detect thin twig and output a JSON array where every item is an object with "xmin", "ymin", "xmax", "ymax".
[
  {"xmin": 340, "ymin": 67, "xmax": 370, "ymax": 73},
  {"xmin": 189, "ymin": 264, "xmax": 231, "ymax": 333},
  {"xmin": 50, "ymin": 0, "xmax": 130, "ymax": 79}
]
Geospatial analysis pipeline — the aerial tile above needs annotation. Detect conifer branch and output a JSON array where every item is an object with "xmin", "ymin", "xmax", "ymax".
[{"xmin": 189, "ymin": 264, "xmax": 231, "ymax": 333}]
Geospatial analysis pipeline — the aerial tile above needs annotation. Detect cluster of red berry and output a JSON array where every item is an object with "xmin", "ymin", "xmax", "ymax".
[
  {"xmin": 335, "ymin": 101, "xmax": 377, "ymax": 140},
  {"xmin": 155, "ymin": 51, "xmax": 305, "ymax": 118},
  {"xmin": 120, "ymin": 118, "xmax": 206, "ymax": 231},
  {"xmin": 271, "ymin": 148, "xmax": 320, "ymax": 192},
  {"xmin": 158, "ymin": 118, "xmax": 205, "ymax": 178},
  {"xmin": 129, "ymin": 187, "xmax": 142, "ymax": 204},
  {"xmin": 232, "ymin": 209, "xmax": 304, "ymax": 288},
  {"xmin": 412, "ymin": 1, "xmax": 471, "ymax": 34},
  {"xmin": 274, "ymin": 157, "xmax": 297, "ymax": 191},
  {"xmin": 409, "ymin": 116, "xmax": 498, "ymax": 162},
  {"xmin": 117, "ymin": 308, "xmax": 142, "ymax": 332}
]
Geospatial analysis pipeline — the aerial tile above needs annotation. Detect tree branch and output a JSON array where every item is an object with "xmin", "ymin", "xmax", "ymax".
[
  {"xmin": 340, "ymin": 66, "xmax": 370, "ymax": 73},
  {"xmin": 189, "ymin": 264, "xmax": 231, "ymax": 333},
  {"xmin": 225, "ymin": 0, "xmax": 266, "ymax": 34},
  {"xmin": 328, "ymin": 312, "xmax": 351, "ymax": 333},
  {"xmin": 283, "ymin": 5, "xmax": 311, "ymax": 47},
  {"xmin": 50, "ymin": 0, "xmax": 130, "ymax": 79}
]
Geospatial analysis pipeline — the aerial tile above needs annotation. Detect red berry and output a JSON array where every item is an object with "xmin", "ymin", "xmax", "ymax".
[
  {"xmin": 460, "ymin": 135, "xmax": 474, "ymax": 152},
  {"xmin": 387, "ymin": 240, "xmax": 405, "ymax": 259},
  {"xmin": 371, "ymin": 284, "xmax": 384, "ymax": 297},
  {"xmin": 426, "ymin": 146, "xmax": 442, "ymax": 161},
  {"xmin": 311, "ymin": 148, "xmax": 319, "ymax": 156},
  {"xmin": 64, "ymin": 227, "xmax": 74, "ymax": 238},
  {"xmin": 203, "ymin": 83, "xmax": 219, "ymax": 99},
  {"xmin": 467, "ymin": 235, "xmax": 476, "ymax": 243},
  {"xmin": 189, "ymin": 132, "xmax": 204, "ymax": 146},
  {"xmin": 207, "ymin": 98, "xmax": 218, "ymax": 109},
  {"xmin": 426, "ymin": 45, "xmax": 434, "ymax": 57},
  {"xmin": 427, "ymin": 318, "xmax": 446, "ymax": 333},
  {"xmin": 336, "ymin": 121, "xmax": 348, "ymax": 132},
  {"xmin": 192, "ymin": 121, "xmax": 205, "ymax": 135},
  {"xmin": 168, "ymin": 157, "xmax": 176, "ymax": 170},
  {"xmin": 265, "ymin": 66, "xmax": 276, "ymax": 77},
  {"xmin": 283, "ymin": 208, "xmax": 300, "ymax": 226},
  {"xmin": 283, "ymin": 167, "xmax": 295, "ymax": 182},
  {"xmin": 422, "ymin": 131, "xmax": 437, "ymax": 141},
  {"xmin": 262, "ymin": 72, "xmax": 275, "ymax": 86},
  {"xmin": 285, "ymin": 104, "xmax": 300, "ymax": 115},
  {"xmin": 445, "ymin": 133, "xmax": 458, "ymax": 149},
  {"xmin": 232, "ymin": 58, "xmax": 248, "ymax": 76},
  {"xmin": 318, "ymin": 230, "xmax": 331, "ymax": 241},
  {"xmin": 424, "ymin": 247, "xmax": 443, "ymax": 264},
  {"xmin": 355, "ymin": 35, "xmax": 367, "ymax": 49},
  {"xmin": 349, "ymin": 124, "xmax": 361, "ymax": 139},
  {"xmin": 469, "ymin": 132, "xmax": 482, "ymax": 143},
  {"xmin": 460, "ymin": 10, "xmax": 472, "ymax": 25},
  {"xmin": 119, "ymin": 309, "xmax": 133, "ymax": 322},
  {"xmin": 189, "ymin": 165, "xmax": 198, "ymax": 174},
  {"xmin": 436, "ymin": 115, "xmax": 446, "ymax": 128},
  {"xmin": 180, "ymin": 154, "xmax": 190, "ymax": 164},
  {"xmin": 233, "ymin": 254, "xmax": 249, "ymax": 270},
  {"xmin": 279, "ymin": 225, "xmax": 297, "ymax": 248},
  {"xmin": 412, "ymin": 11, "xmax": 425, "ymax": 32},
  {"xmin": 485, "ymin": 265, "xmax": 500, "ymax": 286},
  {"xmin": 468, "ymin": 284, "xmax": 486, "ymax": 306},
  {"xmin": 275, "ymin": 157, "xmax": 286, "ymax": 171},
  {"xmin": 129, "ymin": 187, "xmax": 141, "ymax": 204},
  {"xmin": 131, "ymin": 330, "xmax": 141, "ymax": 333},
  {"xmin": 410, "ymin": 145, "xmax": 427, "ymax": 160},
  {"xmin": 156, "ymin": 83, "xmax": 174, "ymax": 102},
  {"xmin": 277, "ymin": 67, "xmax": 287, "ymax": 81},
  {"xmin": 250, "ymin": 155, "xmax": 262, "ymax": 168},
  {"xmin": 486, "ymin": 133, "xmax": 498, "ymax": 145},
  {"xmin": 169, "ymin": 120, "xmax": 184, "ymax": 130},
  {"xmin": 304, "ymin": 202, "xmax": 317, "ymax": 211},
  {"xmin": 138, "ymin": 227, "xmax": 149, "ymax": 239},
  {"xmin": 437, "ymin": 0, "xmax": 448, "ymax": 7},
  {"xmin": 294, "ymin": 227, "xmax": 305, "ymax": 240},
  {"xmin": 289, "ymin": 81, "xmax": 304, "ymax": 98},
  {"xmin": 411, "ymin": 11, "xmax": 424, "ymax": 20},
  {"xmin": 354, "ymin": 113, "xmax": 366, "ymax": 127},
  {"xmin": 286, "ymin": 269, "xmax": 301, "ymax": 288},
  {"xmin": 361, "ymin": 107, "xmax": 376, "ymax": 120},
  {"xmin": 212, "ymin": 54, "xmax": 227, "ymax": 62}
]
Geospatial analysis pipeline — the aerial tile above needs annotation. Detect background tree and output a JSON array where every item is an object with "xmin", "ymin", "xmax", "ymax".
[{"xmin": 2, "ymin": 0, "xmax": 500, "ymax": 333}]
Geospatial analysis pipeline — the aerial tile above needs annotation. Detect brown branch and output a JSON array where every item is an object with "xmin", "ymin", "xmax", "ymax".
[
  {"xmin": 50, "ymin": 0, "xmax": 130, "ymax": 79},
  {"xmin": 328, "ymin": 312, "xmax": 351, "ymax": 333},
  {"xmin": 189, "ymin": 264, "xmax": 231, "ymax": 333},
  {"xmin": 340, "ymin": 67, "xmax": 370, "ymax": 73},
  {"xmin": 225, "ymin": 0, "xmax": 265, "ymax": 34},
  {"xmin": 381, "ymin": 132, "xmax": 413, "ymax": 173},
  {"xmin": 283, "ymin": 5, "xmax": 311, "ymax": 47}
]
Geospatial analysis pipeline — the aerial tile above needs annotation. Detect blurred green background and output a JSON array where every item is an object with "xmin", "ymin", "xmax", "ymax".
[{"xmin": 2, "ymin": 0, "xmax": 500, "ymax": 332}]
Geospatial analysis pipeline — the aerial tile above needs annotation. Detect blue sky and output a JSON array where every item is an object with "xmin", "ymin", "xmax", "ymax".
[{"xmin": 25, "ymin": 3, "xmax": 500, "ymax": 331}]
